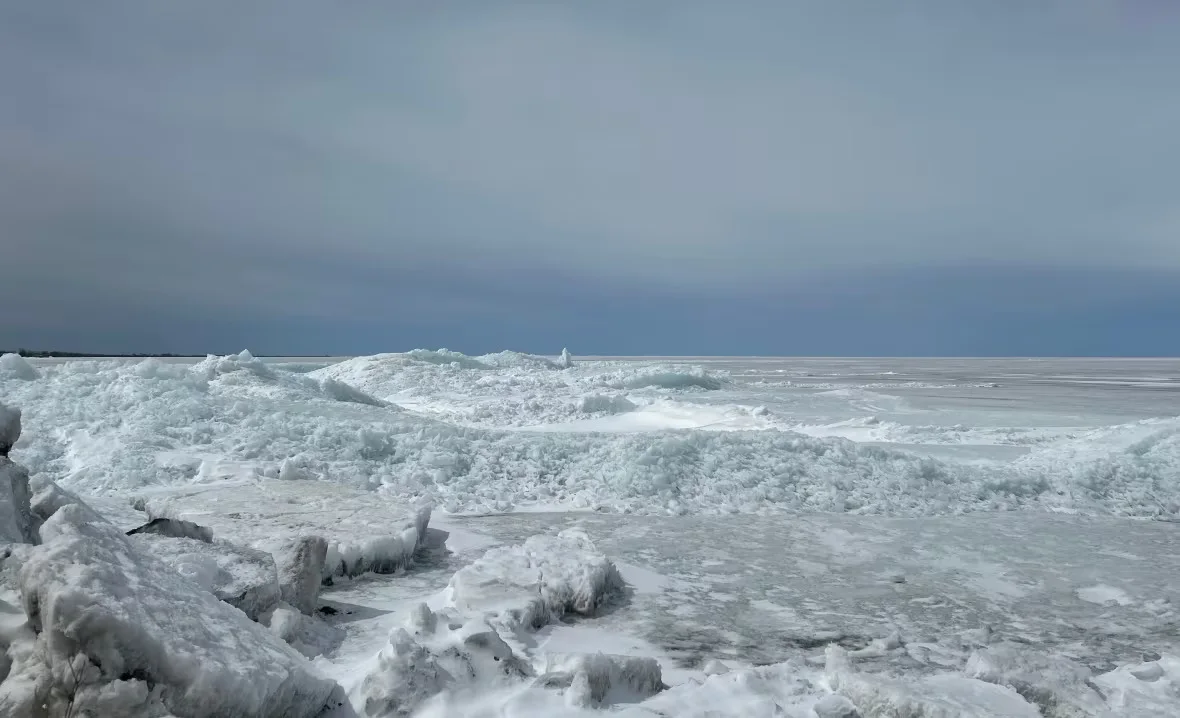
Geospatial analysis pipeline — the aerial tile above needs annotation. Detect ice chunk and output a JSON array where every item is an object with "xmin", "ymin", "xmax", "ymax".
[
  {"xmin": 0, "ymin": 402, "xmax": 19, "ymax": 456},
  {"xmin": 130, "ymin": 533, "xmax": 282, "ymax": 621},
  {"xmin": 356, "ymin": 604, "xmax": 530, "ymax": 718},
  {"xmin": 535, "ymin": 653, "xmax": 664, "ymax": 707},
  {"xmin": 28, "ymin": 475, "xmax": 105, "ymax": 526},
  {"xmin": 265, "ymin": 602, "xmax": 344, "ymax": 659},
  {"xmin": 1092, "ymin": 654, "xmax": 1180, "ymax": 716},
  {"xmin": 16, "ymin": 504, "xmax": 337, "ymax": 717},
  {"xmin": 127, "ymin": 516, "xmax": 214, "ymax": 543},
  {"xmin": 579, "ymin": 394, "xmax": 637, "ymax": 414},
  {"xmin": 0, "ymin": 354, "xmax": 37, "ymax": 381},
  {"xmin": 0, "ymin": 459, "xmax": 34, "ymax": 544},
  {"xmin": 275, "ymin": 535, "xmax": 328, "ymax": 615},
  {"xmin": 447, "ymin": 529, "xmax": 624, "ymax": 629},
  {"xmin": 963, "ymin": 643, "xmax": 1104, "ymax": 715},
  {"xmin": 139, "ymin": 479, "xmax": 432, "ymax": 581},
  {"xmin": 559, "ymin": 348, "xmax": 573, "ymax": 369}
]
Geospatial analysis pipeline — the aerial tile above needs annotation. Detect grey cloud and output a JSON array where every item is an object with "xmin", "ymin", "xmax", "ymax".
[{"xmin": 2, "ymin": 1, "xmax": 1180, "ymax": 340}]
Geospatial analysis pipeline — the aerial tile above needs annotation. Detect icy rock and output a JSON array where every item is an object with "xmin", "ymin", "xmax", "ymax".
[
  {"xmin": 536, "ymin": 653, "xmax": 664, "ymax": 707},
  {"xmin": 275, "ymin": 535, "xmax": 328, "ymax": 615},
  {"xmin": 15, "ymin": 503, "xmax": 338, "ymax": 717},
  {"xmin": 702, "ymin": 659, "xmax": 730, "ymax": 676},
  {"xmin": 0, "ymin": 353, "xmax": 37, "ymax": 381},
  {"xmin": 813, "ymin": 693, "xmax": 861, "ymax": 718},
  {"xmin": 447, "ymin": 529, "xmax": 624, "ymax": 629},
  {"xmin": 0, "ymin": 402, "xmax": 19, "ymax": 456},
  {"xmin": 130, "ymin": 533, "xmax": 282, "ymax": 621},
  {"xmin": 127, "ymin": 516, "xmax": 214, "ymax": 543},
  {"xmin": 0, "ymin": 458, "xmax": 35, "ymax": 544}
]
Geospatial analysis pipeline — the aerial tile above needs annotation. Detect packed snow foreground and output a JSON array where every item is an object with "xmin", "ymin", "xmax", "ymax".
[{"xmin": 4, "ymin": 350, "xmax": 1180, "ymax": 716}]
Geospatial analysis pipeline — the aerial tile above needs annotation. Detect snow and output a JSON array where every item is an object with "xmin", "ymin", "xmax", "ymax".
[{"xmin": 8, "ymin": 501, "xmax": 338, "ymax": 717}]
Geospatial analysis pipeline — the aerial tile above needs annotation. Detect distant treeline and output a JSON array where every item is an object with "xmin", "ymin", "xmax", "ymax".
[{"xmin": 1, "ymin": 349, "xmax": 201, "ymax": 358}]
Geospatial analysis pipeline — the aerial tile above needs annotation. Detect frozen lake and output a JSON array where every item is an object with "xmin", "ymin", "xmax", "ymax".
[{"xmin": 3, "ymin": 350, "xmax": 1180, "ymax": 715}]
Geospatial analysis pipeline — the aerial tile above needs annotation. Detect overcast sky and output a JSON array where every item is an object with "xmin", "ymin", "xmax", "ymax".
[{"xmin": 3, "ymin": 1, "xmax": 1179, "ymax": 355}]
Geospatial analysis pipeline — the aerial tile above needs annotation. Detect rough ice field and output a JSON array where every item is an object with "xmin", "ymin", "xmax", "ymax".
[
  {"xmin": 4, "ymin": 351, "xmax": 1180, "ymax": 716},
  {"xmin": 3, "ymin": 351, "xmax": 1180, "ymax": 518}
]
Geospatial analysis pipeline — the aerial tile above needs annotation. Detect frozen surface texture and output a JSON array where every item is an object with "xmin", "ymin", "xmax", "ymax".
[{"xmin": 9, "ymin": 503, "xmax": 338, "ymax": 717}]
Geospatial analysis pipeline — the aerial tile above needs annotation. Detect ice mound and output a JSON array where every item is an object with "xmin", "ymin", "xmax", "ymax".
[
  {"xmin": 446, "ymin": 530, "xmax": 624, "ymax": 628},
  {"xmin": 0, "ymin": 353, "xmax": 38, "ymax": 381},
  {"xmin": 6, "ymin": 502, "xmax": 338, "ymax": 717}
]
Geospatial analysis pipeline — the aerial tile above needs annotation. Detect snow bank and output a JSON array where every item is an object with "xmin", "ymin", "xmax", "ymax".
[
  {"xmin": 0, "ymin": 354, "xmax": 37, "ymax": 381},
  {"xmin": 7, "ymin": 503, "xmax": 338, "ymax": 717}
]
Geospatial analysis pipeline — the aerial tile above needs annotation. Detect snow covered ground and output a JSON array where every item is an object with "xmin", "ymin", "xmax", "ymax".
[{"xmin": 2, "ymin": 350, "xmax": 1180, "ymax": 715}]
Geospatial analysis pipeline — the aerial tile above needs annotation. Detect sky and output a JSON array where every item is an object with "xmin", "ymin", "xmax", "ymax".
[{"xmin": 2, "ymin": 1, "xmax": 1180, "ymax": 356}]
